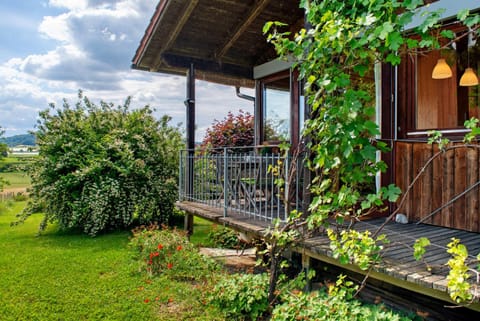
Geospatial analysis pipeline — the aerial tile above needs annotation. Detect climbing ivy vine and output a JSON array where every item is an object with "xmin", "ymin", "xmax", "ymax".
[{"xmin": 264, "ymin": 0, "xmax": 480, "ymax": 304}]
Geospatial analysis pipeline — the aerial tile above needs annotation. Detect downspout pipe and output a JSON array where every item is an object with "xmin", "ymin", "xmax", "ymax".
[{"xmin": 236, "ymin": 86, "xmax": 255, "ymax": 102}]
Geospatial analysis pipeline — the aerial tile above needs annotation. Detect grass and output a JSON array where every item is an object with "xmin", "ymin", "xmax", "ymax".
[
  {"xmin": 189, "ymin": 216, "xmax": 216, "ymax": 247},
  {"xmin": 0, "ymin": 156, "xmax": 34, "ymax": 190},
  {"xmin": 0, "ymin": 172, "xmax": 31, "ymax": 189},
  {"xmin": 0, "ymin": 200, "xmax": 224, "ymax": 321}
]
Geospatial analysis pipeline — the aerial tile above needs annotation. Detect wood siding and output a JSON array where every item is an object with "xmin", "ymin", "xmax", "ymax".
[{"xmin": 395, "ymin": 141, "xmax": 480, "ymax": 232}]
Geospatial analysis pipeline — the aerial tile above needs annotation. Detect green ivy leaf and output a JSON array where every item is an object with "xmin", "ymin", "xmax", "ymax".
[
  {"xmin": 381, "ymin": 184, "xmax": 401, "ymax": 202},
  {"xmin": 385, "ymin": 53, "xmax": 401, "ymax": 65},
  {"xmin": 386, "ymin": 31, "xmax": 404, "ymax": 51},
  {"xmin": 440, "ymin": 29, "xmax": 455, "ymax": 39}
]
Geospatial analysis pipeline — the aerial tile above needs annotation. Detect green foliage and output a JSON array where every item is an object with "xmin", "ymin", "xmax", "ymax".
[
  {"xmin": 17, "ymin": 91, "xmax": 183, "ymax": 236},
  {"xmin": 427, "ymin": 130, "xmax": 449, "ymax": 150},
  {"xmin": 201, "ymin": 110, "xmax": 254, "ymax": 150},
  {"xmin": 264, "ymin": 0, "xmax": 480, "ymax": 307},
  {"xmin": 271, "ymin": 276, "xmax": 413, "ymax": 321},
  {"xmin": 328, "ymin": 229, "xmax": 388, "ymax": 270},
  {"xmin": 0, "ymin": 156, "xmax": 34, "ymax": 173},
  {"xmin": 207, "ymin": 224, "xmax": 241, "ymax": 249},
  {"xmin": 264, "ymin": 0, "xmax": 430, "ymax": 225},
  {"xmin": 463, "ymin": 118, "xmax": 480, "ymax": 143},
  {"xmin": 413, "ymin": 237, "xmax": 431, "ymax": 261},
  {"xmin": 209, "ymin": 273, "xmax": 270, "ymax": 321},
  {"xmin": 446, "ymin": 238, "xmax": 473, "ymax": 303},
  {"xmin": 0, "ymin": 127, "xmax": 8, "ymax": 191},
  {"xmin": 129, "ymin": 225, "xmax": 218, "ymax": 280}
]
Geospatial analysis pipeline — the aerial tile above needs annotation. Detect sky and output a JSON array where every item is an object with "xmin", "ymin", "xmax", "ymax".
[{"xmin": 0, "ymin": 0, "xmax": 254, "ymax": 141}]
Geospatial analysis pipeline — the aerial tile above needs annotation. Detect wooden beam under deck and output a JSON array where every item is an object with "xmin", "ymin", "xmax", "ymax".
[{"xmin": 176, "ymin": 201, "xmax": 480, "ymax": 311}]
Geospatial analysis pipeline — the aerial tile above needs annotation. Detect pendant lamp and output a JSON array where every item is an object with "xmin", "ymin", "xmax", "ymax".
[
  {"xmin": 459, "ymin": 30, "xmax": 479, "ymax": 86},
  {"xmin": 432, "ymin": 58, "xmax": 453, "ymax": 79},
  {"xmin": 459, "ymin": 67, "xmax": 479, "ymax": 86}
]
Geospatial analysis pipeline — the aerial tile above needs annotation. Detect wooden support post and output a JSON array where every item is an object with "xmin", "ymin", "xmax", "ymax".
[
  {"xmin": 302, "ymin": 252, "xmax": 312, "ymax": 292},
  {"xmin": 184, "ymin": 63, "xmax": 195, "ymax": 236},
  {"xmin": 184, "ymin": 212, "xmax": 194, "ymax": 237}
]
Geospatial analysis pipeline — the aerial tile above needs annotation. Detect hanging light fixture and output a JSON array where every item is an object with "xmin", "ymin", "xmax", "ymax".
[
  {"xmin": 432, "ymin": 58, "xmax": 453, "ymax": 79},
  {"xmin": 459, "ymin": 29, "xmax": 479, "ymax": 86},
  {"xmin": 459, "ymin": 67, "xmax": 479, "ymax": 86}
]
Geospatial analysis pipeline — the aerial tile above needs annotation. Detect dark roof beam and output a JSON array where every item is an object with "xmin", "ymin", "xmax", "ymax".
[
  {"xmin": 215, "ymin": 0, "xmax": 272, "ymax": 60},
  {"xmin": 162, "ymin": 53, "xmax": 253, "ymax": 79},
  {"xmin": 151, "ymin": 0, "xmax": 199, "ymax": 71}
]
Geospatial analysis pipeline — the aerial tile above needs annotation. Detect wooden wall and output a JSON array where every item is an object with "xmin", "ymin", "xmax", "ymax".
[{"xmin": 395, "ymin": 141, "xmax": 480, "ymax": 232}]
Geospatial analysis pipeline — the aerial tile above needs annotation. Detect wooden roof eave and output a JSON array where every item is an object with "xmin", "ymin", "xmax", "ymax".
[{"xmin": 132, "ymin": 0, "xmax": 304, "ymax": 88}]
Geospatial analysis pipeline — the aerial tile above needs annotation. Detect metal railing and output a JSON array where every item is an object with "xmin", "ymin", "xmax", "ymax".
[{"xmin": 179, "ymin": 146, "xmax": 305, "ymax": 222}]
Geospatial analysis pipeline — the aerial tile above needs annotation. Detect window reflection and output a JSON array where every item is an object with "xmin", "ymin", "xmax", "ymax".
[{"xmin": 263, "ymin": 77, "xmax": 290, "ymax": 142}]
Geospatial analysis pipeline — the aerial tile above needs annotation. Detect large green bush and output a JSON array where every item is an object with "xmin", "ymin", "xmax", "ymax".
[{"xmin": 18, "ymin": 91, "xmax": 183, "ymax": 236}]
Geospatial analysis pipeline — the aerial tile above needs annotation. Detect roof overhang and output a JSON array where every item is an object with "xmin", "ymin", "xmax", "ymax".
[{"xmin": 132, "ymin": 0, "xmax": 304, "ymax": 87}]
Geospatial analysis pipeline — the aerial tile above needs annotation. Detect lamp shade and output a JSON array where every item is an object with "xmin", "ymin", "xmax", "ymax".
[
  {"xmin": 432, "ymin": 58, "xmax": 453, "ymax": 79},
  {"xmin": 459, "ymin": 67, "xmax": 479, "ymax": 86}
]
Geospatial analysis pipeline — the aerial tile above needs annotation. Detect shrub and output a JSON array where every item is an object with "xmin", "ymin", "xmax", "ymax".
[
  {"xmin": 0, "ymin": 126, "xmax": 7, "ymax": 191},
  {"xmin": 207, "ymin": 225, "xmax": 241, "ymax": 249},
  {"xmin": 201, "ymin": 110, "xmax": 254, "ymax": 150},
  {"xmin": 129, "ymin": 225, "xmax": 218, "ymax": 280},
  {"xmin": 208, "ymin": 273, "xmax": 270, "ymax": 321},
  {"xmin": 271, "ymin": 276, "xmax": 414, "ymax": 321},
  {"xmin": 16, "ymin": 91, "xmax": 183, "ymax": 236},
  {"xmin": 13, "ymin": 193, "xmax": 28, "ymax": 202}
]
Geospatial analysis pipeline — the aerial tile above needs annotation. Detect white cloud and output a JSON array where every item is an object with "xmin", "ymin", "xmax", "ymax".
[
  {"xmin": 48, "ymin": 0, "xmax": 88, "ymax": 11},
  {"xmin": 1, "ymin": 0, "xmax": 254, "ymax": 141}
]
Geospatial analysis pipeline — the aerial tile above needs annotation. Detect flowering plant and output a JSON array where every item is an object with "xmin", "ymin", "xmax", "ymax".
[{"xmin": 129, "ymin": 224, "xmax": 218, "ymax": 280}]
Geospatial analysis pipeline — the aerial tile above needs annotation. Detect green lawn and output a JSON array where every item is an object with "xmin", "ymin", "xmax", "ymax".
[
  {"xmin": 0, "ymin": 201, "xmax": 223, "ymax": 321},
  {"xmin": 189, "ymin": 216, "xmax": 216, "ymax": 247},
  {"xmin": 0, "ymin": 172, "xmax": 31, "ymax": 189}
]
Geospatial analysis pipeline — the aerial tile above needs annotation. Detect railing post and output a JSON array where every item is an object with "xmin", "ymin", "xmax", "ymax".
[
  {"xmin": 223, "ymin": 147, "xmax": 228, "ymax": 217},
  {"xmin": 284, "ymin": 154, "xmax": 289, "ymax": 222},
  {"xmin": 179, "ymin": 150, "xmax": 184, "ymax": 201}
]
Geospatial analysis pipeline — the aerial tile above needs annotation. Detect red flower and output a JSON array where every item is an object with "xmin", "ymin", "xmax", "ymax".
[
  {"xmin": 153, "ymin": 251, "xmax": 159, "ymax": 257},
  {"xmin": 176, "ymin": 245, "xmax": 182, "ymax": 251},
  {"xmin": 148, "ymin": 260, "xmax": 153, "ymax": 265},
  {"xmin": 157, "ymin": 244, "xmax": 163, "ymax": 250},
  {"xmin": 167, "ymin": 262, "xmax": 173, "ymax": 269},
  {"xmin": 144, "ymin": 298, "xmax": 150, "ymax": 304}
]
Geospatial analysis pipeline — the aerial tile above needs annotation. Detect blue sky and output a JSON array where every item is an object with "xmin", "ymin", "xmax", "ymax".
[{"xmin": 0, "ymin": 0, "xmax": 253, "ymax": 140}]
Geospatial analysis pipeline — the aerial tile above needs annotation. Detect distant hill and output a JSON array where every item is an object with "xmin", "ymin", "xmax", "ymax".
[{"xmin": 1, "ymin": 134, "xmax": 36, "ymax": 147}]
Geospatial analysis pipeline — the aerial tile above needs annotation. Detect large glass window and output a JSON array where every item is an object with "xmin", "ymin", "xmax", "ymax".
[
  {"xmin": 415, "ymin": 33, "xmax": 479, "ymax": 130},
  {"xmin": 263, "ymin": 76, "xmax": 290, "ymax": 142}
]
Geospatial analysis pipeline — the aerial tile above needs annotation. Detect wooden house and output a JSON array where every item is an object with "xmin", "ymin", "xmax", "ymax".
[{"xmin": 132, "ymin": 1, "xmax": 480, "ymax": 318}]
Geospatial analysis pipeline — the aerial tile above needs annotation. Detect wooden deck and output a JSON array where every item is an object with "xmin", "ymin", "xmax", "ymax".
[{"xmin": 177, "ymin": 201, "xmax": 480, "ymax": 311}]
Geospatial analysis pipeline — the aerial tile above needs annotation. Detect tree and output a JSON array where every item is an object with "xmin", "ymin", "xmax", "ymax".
[
  {"xmin": 0, "ymin": 126, "xmax": 8, "ymax": 191},
  {"xmin": 17, "ymin": 91, "xmax": 183, "ymax": 236},
  {"xmin": 201, "ymin": 110, "xmax": 254, "ymax": 150}
]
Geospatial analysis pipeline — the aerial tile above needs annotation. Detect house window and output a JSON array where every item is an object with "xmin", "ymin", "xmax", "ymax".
[
  {"xmin": 263, "ymin": 75, "xmax": 290, "ymax": 142},
  {"xmin": 415, "ymin": 33, "xmax": 479, "ymax": 131}
]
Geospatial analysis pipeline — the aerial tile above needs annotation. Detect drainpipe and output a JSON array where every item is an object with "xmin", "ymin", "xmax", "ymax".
[{"xmin": 235, "ymin": 86, "xmax": 255, "ymax": 102}]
